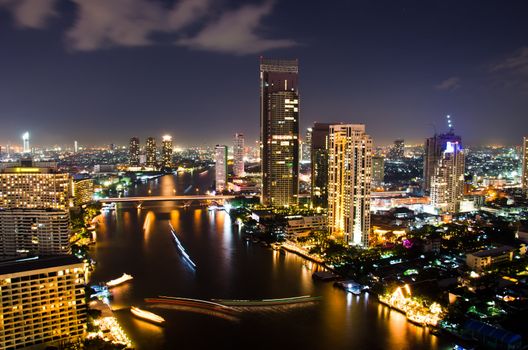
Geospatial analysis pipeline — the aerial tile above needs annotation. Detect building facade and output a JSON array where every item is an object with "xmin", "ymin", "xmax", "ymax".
[
  {"xmin": 522, "ymin": 136, "xmax": 528, "ymax": 191},
  {"xmin": 260, "ymin": 58, "xmax": 299, "ymax": 207},
  {"xmin": 372, "ymin": 156, "xmax": 385, "ymax": 186},
  {"xmin": 215, "ymin": 145, "xmax": 228, "ymax": 192},
  {"xmin": 0, "ymin": 208, "xmax": 70, "ymax": 259},
  {"xmin": 302, "ymin": 127, "xmax": 312, "ymax": 162},
  {"xmin": 388, "ymin": 139, "xmax": 404, "ymax": 160},
  {"xmin": 327, "ymin": 124, "xmax": 372, "ymax": 247},
  {"xmin": 128, "ymin": 137, "xmax": 140, "ymax": 167},
  {"xmin": 423, "ymin": 131, "xmax": 462, "ymax": 193},
  {"xmin": 161, "ymin": 135, "xmax": 173, "ymax": 169},
  {"xmin": 73, "ymin": 178, "xmax": 94, "ymax": 206},
  {"xmin": 311, "ymin": 123, "xmax": 332, "ymax": 208},
  {"xmin": 146, "ymin": 137, "xmax": 157, "ymax": 168},
  {"xmin": 0, "ymin": 256, "xmax": 87, "ymax": 350},
  {"xmin": 430, "ymin": 139, "xmax": 465, "ymax": 214},
  {"xmin": 233, "ymin": 133, "xmax": 245, "ymax": 177},
  {"xmin": 0, "ymin": 167, "xmax": 72, "ymax": 210}
]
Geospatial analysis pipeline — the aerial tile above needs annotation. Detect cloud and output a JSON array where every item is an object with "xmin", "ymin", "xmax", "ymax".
[
  {"xmin": 0, "ymin": 0, "xmax": 58, "ymax": 28},
  {"xmin": 434, "ymin": 76, "xmax": 461, "ymax": 91},
  {"xmin": 490, "ymin": 47, "xmax": 528, "ymax": 75},
  {"xmin": 177, "ymin": 1, "xmax": 297, "ymax": 55}
]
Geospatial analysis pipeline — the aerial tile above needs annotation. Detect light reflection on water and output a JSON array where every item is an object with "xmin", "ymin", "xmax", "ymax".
[{"xmin": 90, "ymin": 174, "xmax": 452, "ymax": 350}]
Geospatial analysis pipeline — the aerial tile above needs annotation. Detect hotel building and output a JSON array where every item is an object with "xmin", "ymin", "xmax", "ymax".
[{"xmin": 215, "ymin": 145, "xmax": 228, "ymax": 192}]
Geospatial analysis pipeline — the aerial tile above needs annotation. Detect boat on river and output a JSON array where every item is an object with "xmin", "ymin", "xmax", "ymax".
[
  {"xmin": 211, "ymin": 295, "xmax": 321, "ymax": 307},
  {"xmin": 130, "ymin": 306, "xmax": 165, "ymax": 325},
  {"xmin": 106, "ymin": 273, "xmax": 133, "ymax": 287}
]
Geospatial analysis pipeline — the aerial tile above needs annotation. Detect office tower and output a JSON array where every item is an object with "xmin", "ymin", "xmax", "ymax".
[
  {"xmin": 260, "ymin": 57, "xmax": 300, "ymax": 207},
  {"xmin": 424, "ymin": 131, "xmax": 462, "ymax": 193},
  {"xmin": 372, "ymin": 156, "xmax": 385, "ymax": 186},
  {"xmin": 328, "ymin": 124, "xmax": 372, "ymax": 247},
  {"xmin": 0, "ymin": 208, "xmax": 70, "ymax": 259},
  {"xmin": 22, "ymin": 131, "xmax": 30, "ymax": 153},
  {"xmin": 0, "ymin": 256, "xmax": 87, "ymax": 349},
  {"xmin": 311, "ymin": 123, "xmax": 332, "ymax": 208},
  {"xmin": 74, "ymin": 140, "xmax": 78, "ymax": 153},
  {"xmin": 215, "ymin": 145, "xmax": 228, "ymax": 192},
  {"xmin": 161, "ymin": 135, "xmax": 173, "ymax": 169},
  {"xmin": 129, "ymin": 137, "xmax": 140, "ymax": 167},
  {"xmin": 430, "ymin": 140, "xmax": 465, "ymax": 213},
  {"xmin": 146, "ymin": 137, "xmax": 157, "ymax": 168},
  {"xmin": 389, "ymin": 139, "xmax": 404, "ymax": 159},
  {"xmin": 233, "ymin": 133, "xmax": 245, "ymax": 177},
  {"xmin": 302, "ymin": 127, "xmax": 313, "ymax": 162},
  {"xmin": 73, "ymin": 178, "xmax": 94, "ymax": 206},
  {"xmin": 108, "ymin": 143, "xmax": 116, "ymax": 152},
  {"xmin": 0, "ymin": 165, "xmax": 72, "ymax": 209},
  {"xmin": 522, "ymin": 136, "xmax": 528, "ymax": 191}
]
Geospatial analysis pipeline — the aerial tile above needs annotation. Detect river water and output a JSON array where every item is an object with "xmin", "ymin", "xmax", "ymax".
[{"xmin": 89, "ymin": 171, "xmax": 453, "ymax": 350}]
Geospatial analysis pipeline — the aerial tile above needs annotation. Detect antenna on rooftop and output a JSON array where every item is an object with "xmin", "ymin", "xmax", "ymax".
[{"xmin": 446, "ymin": 115, "xmax": 454, "ymax": 133}]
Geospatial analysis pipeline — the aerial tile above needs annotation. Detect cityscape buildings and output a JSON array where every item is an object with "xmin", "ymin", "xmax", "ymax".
[
  {"xmin": 310, "ymin": 123, "xmax": 332, "ymax": 208},
  {"xmin": 424, "ymin": 130, "xmax": 462, "ymax": 193},
  {"xmin": 372, "ymin": 156, "xmax": 385, "ymax": 186},
  {"xmin": 161, "ymin": 135, "xmax": 173, "ymax": 169},
  {"xmin": 128, "ymin": 137, "xmax": 140, "ymax": 167},
  {"xmin": 259, "ymin": 57, "xmax": 300, "ymax": 207},
  {"xmin": 146, "ymin": 137, "xmax": 157, "ymax": 168},
  {"xmin": 523, "ymin": 136, "xmax": 528, "ymax": 192},
  {"xmin": 233, "ymin": 133, "xmax": 245, "ymax": 177},
  {"xmin": 327, "ymin": 124, "xmax": 372, "ymax": 247},
  {"xmin": 22, "ymin": 132, "xmax": 30, "ymax": 154},
  {"xmin": 215, "ymin": 145, "xmax": 228, "ymax": 192},
  {"xmin": 302, "ymin": 127, "xmax": 312, "ymax": 162},
  {"xmin": 0, "ymin": 256, "xmax": 87, "ymax": 350},
  {"xmin": 388, "ymin": 139, "xmax": 404, "ymax": 160}
]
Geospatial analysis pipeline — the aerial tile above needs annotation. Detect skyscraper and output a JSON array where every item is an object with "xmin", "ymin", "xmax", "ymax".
[
  {"xmin": 302, "ymin": 127, "xmax": 313, "ymax": 162},
  {"xmin": 372, "ymin": 156, "xmax": 385, "ymax": 186},
  {"xmin": 424, "ymin": 131, "xmax": 462, "ymax": 193},
  {"xmin": 22, "ymin": 131, "xmax": 30, "ymax": 154},
  {"xmin": 129, "ymin": 137, "xmax": 140, "ymax": 167},
  {"xmin": 215, "ymin": 145, "xmax": 228, "ymax": 192},
  {"xmin": 311, "ymin": 123, "xmax": 332, "ymax": 208},
  {"xmin": 522, "ymin": 136, "xmax": 528, "ymax": 192},
  {"xmin": 233, "ymin": 133, "xmax": 245, "ymax": 177},
  {"xmin": 146, "ymin": 137, "xmax": 157, "ymax": 168},
  {"xmin": 388, "ymin": 139, "xmax": 404, "ymax": 159},
  {"xmin": 430, "ymin": 139, "xmax": 465, "ymax": 213},
  {"xmin": 328, "ymin": 124, "xmax": 372, "ymax": 247},
  {"xmin": 260, "ymin": 57, "xmax": 299, "ymax": 207},
  {"xmin": 161, "ymin": 135, "xmax": 173, "ymax": 169}
]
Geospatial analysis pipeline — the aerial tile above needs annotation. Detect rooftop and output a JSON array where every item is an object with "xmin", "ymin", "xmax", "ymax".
[{"xmin": 0, "ymin": 255, "xmax": 82, "ymax": 276}]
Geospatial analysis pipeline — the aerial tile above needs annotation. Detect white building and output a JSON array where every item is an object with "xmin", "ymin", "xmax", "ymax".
[
  {"xmin": 466, "ymin": 246, "xmax": 514, "ymax": 272},
  {"xmin": 286, "ymin": 215, "xmax": 326, "ymax": 237},
  {"xmin": 233, "ymin": 133, "xmax": 245, "ymax": 177},
  {"xmin": 327, "ymin": 124, "xmax": 372, "ymax": 247},
  {"xmin": 215, "ymin": 145, "xmax": 228, "ymax": 192}
]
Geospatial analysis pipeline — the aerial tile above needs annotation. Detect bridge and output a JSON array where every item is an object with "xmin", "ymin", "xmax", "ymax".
[{"xmin": 97, "ymin": 195, "xmax": 238, "ymax": 203}]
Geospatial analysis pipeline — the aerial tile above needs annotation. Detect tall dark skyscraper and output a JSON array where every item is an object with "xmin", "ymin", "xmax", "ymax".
[
  {"xmin": 129, "ymin": 137, "xmax": 140, "ymax": 167},
  {"xmin": 522, "ymin": 136, "xmax": 528, "ymax": 192},
  {"xmin": 388, "ymin": 139, "xmax": 405, "ymax": 160},
  {"xmin": 423, "ymin": 131, "xmax": 462, "ymax": 193},
  {"xmin": 311, "ymin": 123, "xmax": 332, "ymax": 208},
  {"xmin": 146, "ymin": 137, "xmax": 156, "ymax": 168},
  {"xmin": 260, "ymin": 58, "xmax": 299, "ymax": 207}
]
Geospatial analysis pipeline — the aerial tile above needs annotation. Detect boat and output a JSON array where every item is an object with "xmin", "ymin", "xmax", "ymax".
[
  {"xmin": 211, "ymin": 295, "xmax": 322, "ymax": 307},
  {"xmin": 106, "ymin": 273, "xmax": 133, "ymax": 287},
  {"xmin": 130, "ymin": 306, "xmax": 165, "ymax": 325}
]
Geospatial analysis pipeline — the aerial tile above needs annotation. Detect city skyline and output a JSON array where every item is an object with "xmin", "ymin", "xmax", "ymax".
[{"xmin": 1, "ymin": 1, "xmax": 528, "ymax": 146}]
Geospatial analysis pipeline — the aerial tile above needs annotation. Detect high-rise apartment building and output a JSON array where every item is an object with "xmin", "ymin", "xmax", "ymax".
[
  {"xmin": 522, "ymin": 136, "xmax": 528, "ymax": 191},
  {"xmin": 215, "ymin": 145, "xmax": 228, "ymax": 192},
  {"xmin": 372, "ymin": 156, "xmax": 385, "ymax": 186},
  {"xmin": 161, "ymin": 135, "xmax": 173, "ymax": 169},
  {"xmin": 233, "ymin": 133, "xmax": 245, "ymax": 177},
  {"xmin": 327, "ymin": 124, "xmax": 372, "ymax": 247},
  {"xmin": 302, "ymin": 127, "xmax": 313, "ymax": 162},
  {"xmin": 0, "ymin": 256, "xmax": 87, "ymax": 350},
  {"xmin": 260, "ymin": 57, "xmax": 299, "ymax": 207},
  {"xmin": 0, "ymin": 208, "xmax": 70, "ymax": 259},
  {"xmin": 311, "ymin": 123, "xmax": 332, "ymax": 208},
  {"xmin": 73, "ymin": 178, "xmax": 94, "ymax": 206},
  {"xmin": 22, "ymin": 132, "xmax": 30, "ymax": 154},
  {"xmin": 128, "ymin": 137, "xmax": 140, "ymax": 167},
  {"xmin": 430, "ymin": 139, "xmax": 465, "ymax": 213},
  {"xmin": 146, "ymin": 137, "xmax": 157, "ymax": 168},
  {"xmin": 424, "ymin": 131, "xmax": 462, "ymax": 193},
  {"xmin": 0, "ymin": 166, "xmax": 72, "ymax": 209},
  {"xmin": 388, "ymin": 139, "xmax": 404, "ymax": 159}
]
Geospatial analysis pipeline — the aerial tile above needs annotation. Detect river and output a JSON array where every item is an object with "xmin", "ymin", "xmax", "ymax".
[{"xmin": 89, "ymin": 170, "xmax": 453, "ymax": 350}]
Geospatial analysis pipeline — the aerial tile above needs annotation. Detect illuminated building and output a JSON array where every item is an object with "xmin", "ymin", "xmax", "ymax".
[
  {"xmin": 0, "ymin": 166, "xmax": 72, "ymax": 209},
  {"xmin": 0, "ymin": 208, "xmax": 70, "ymax": 258},
  {"xmin": 233, "ymin": 133, "xmax": 245, "ymax": 177},
  {"xmin": 285, "ymin": 215, "xmax": 326, "ymax": 237},
  {"xmin": 215, "ymin": 145, "xmax": 228, "ymax": 192},
  {"xmin": 466, "ymin": 246, "xmax": 514, "ymax": 272},
  {"xmin": 0, "ymin": 256, "xmax": 87, "ymax": 349},
  {"xmin": 430, "ymin": 139, "xmax": 465, "ymax": 213},
  {"xmin": 73, "ymin": 178, "xmax": 94, "ymax": 206},
  {"xmin": 302, "ymin": 127, "xmax": 312, "ymax": 162},
  {"xmin": 388, "ymin": 139, "xmax": 404, "ymax": 159},
  {"xmin": 260, "ymin": 57, "xmax": 299, "ymax": 207},
  {"xmin": 146, "ymin": 137, "xmax": 157, "ymax": 168},
  {"xmin": 522, "ymin": 136, "xmax": 528, "ymax": 191},
  {"xmin": 128, "ymin": 137, "xmax": 140, "ymax": 167},
  {"xmin": 327, "ymin": 124, "xmax": 372, "ymax": 247},
  {"xmin": 161, "ymin": 135, "xmax": 173, "ymax": 169},
  {"xmin": 311, "ymin": 123, "xmax": 332, "ymax": 208},
  {"xmin": 22, "ymin": 131, "xmax": 30, "ymax": 154},
  {"xmin": 372, "ymin": 156, "xmax": 385, "ymax": 186}
]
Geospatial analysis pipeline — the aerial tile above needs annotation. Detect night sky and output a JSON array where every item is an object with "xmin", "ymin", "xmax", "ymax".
[{"xmin": 1, "ymin": 0, "xmax": 527, "ymax": 147}]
